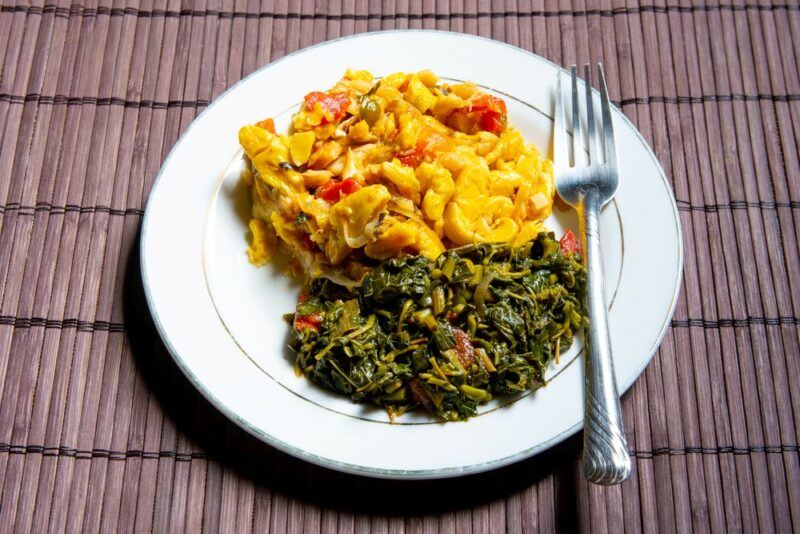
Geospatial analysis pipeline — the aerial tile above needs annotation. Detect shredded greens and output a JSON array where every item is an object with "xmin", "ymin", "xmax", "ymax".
[{"xmin": 287, "ymin": 232, "xmax": 587, "ymax": 421}]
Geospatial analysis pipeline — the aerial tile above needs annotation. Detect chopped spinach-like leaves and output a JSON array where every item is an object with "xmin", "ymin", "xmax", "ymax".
[{"xmin": 288, "ymin": 233, "xmax": 587, "ymax": 421}]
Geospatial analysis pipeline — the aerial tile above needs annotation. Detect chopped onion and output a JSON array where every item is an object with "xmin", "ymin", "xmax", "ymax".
[{"xmin": 387, "ymin": 196, "xmax": 424, "ymax": 223}]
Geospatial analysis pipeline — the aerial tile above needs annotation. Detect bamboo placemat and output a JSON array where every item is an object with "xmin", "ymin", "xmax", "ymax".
[{"xmin": 0, "ymin": 1, "xmax": 798, "ymax": 532}]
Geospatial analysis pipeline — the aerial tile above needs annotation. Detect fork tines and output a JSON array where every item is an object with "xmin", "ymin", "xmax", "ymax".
[{"xmin": 554, "ymin": 63, "xmax": 616, "ymax": 171}]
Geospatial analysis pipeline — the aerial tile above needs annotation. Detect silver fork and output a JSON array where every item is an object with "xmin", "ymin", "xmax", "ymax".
[{"xmin": 554, "ymin": 64, "xmax": 631, "ymax": 485}]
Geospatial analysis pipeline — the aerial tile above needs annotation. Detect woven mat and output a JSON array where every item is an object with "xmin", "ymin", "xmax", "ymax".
[{"xmin": 1, "ymin": 1, "xmax": 799, "ymax": 532}]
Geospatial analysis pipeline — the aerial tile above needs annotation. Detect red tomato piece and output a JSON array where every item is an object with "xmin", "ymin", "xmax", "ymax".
[
  {"xmin": 471, "ymin": 95, "xmax": 507, "ymax": 134},
  {"xmin": 315, "ymin": 179, "xmax": 361, "ymax": 203},
  {"xmin": 255, "ymin": 117, "xmax": 275, "ymax": 133},
  {"xmin": 339, "ymin": 178, "xmax": 361, "ymax": 195},
  {"xmin": 559, "ymin": 229, "xmax": 580, "ymax": 255},
  {"xmin": 468, "ymin": 94, "xmax": 507, "ymax": 114},
  {"xmin": 294, "ymin": 312, "xmax": 322, "ymax": 331},
  {"xmin": 314, "ymin": 180, "xmax": 339, "ymax": 201},
  {"xmin": 396, "ymin": 148, "xmax": 423, "ymax": 167},
  {"xmin": 479, "ymin": 111, "xmax": 505, "ymax": 134},
  {"xmin": 303, "ymin": 91, "xmax": 350, "ymax": 123},
  {"xmin": 447, "ymin": 94, "xmax": 508, "ymax": 134},
  {"xmin": 451, "ymin": 327, "xmax": 477, "ymax": 369}
]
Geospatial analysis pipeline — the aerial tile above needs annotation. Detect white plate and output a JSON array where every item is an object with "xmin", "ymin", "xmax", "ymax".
[{"xmin": 141, "ymin": 31, "xmax": 682, "ymax": 479}]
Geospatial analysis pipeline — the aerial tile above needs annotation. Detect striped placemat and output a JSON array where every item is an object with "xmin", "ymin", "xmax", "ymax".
[{"xmin": 0, "ymin": 1, "xmax": 798, "ymax": 532}]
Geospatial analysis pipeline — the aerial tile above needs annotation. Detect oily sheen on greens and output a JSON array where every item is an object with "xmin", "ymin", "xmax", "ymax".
[{"xmin": 287, "ymin": 233, "xmax": 587, "ymax": 421}]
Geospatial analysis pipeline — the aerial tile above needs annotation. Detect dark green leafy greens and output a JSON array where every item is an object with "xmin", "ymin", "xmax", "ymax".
[{"xmin": 287, "ymin": 232, "xmax": 587, "ymax": 421}]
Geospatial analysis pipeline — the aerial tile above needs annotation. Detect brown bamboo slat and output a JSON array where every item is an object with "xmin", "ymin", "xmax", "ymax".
[{"xmin": 0, "ymin": 1, "xmax": 798, "ymax": 532}]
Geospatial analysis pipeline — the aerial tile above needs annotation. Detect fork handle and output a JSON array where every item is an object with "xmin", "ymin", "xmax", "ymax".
[{"xmin": 580, "ymin": 187, "xmax": 631, "ymax": 485}]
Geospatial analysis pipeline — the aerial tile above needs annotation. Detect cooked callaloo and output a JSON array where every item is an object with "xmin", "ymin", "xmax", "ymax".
[{"xmin": 287, "ymin": 233, "xmax": 587, "ymax": 421}]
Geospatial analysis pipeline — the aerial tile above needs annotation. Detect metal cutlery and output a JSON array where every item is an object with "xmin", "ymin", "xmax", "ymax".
[{"xmin": 553, "ymin": 64, "xmax": 631, "ymax": 485}]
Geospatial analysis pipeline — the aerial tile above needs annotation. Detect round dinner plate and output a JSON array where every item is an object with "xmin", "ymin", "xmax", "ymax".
[{"xmin": 141, "ymin": 31, "xmax": 683, "ymax": 479}]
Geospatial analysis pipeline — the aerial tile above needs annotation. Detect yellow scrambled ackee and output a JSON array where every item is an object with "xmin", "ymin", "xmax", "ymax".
[{"xmin": 239, "ymin": 69, "xmax": 555, "ymax": 285}]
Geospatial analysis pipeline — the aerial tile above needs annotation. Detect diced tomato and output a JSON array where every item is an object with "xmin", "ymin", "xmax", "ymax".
[
  {"xmin": 468, "ymin": 94, "xmax": 507, "ymax": 114},
  {"xmin": 396, "ymin": 148, "xmax": 423, "ymax": 167},
  {"xmin": 479, "ymin": 111, "xmax": 505, "ymax": 134},
  {"xmin": 315, "ymin": 178, "xmax": 361, "ymax": 203},
  {"xmin": 255, "ymin": 117, "xmax": 275, "ymax": 133},
  {"xmin": 294, "ymin": 312, "xmax": 322, "ymax": 331},
  {"xmin": 408, "ymin": 377, "xmax": 436, "ymax": 414},
  {"xmin": 303, "ymin": 91, "xmax": 350, "ymax": 123},
  {"xmin": 315, "ymin": 180, "xmax": 339, "ymax": 201},
  {"xmin": 298, "ymin": 293, "xmax": 308, "ymax": 303},
  {"xmin": 559, "ymin": 229, "xmax": 580, "ymax": 255},
  {"xmin": 448, "ymin": 94, "xmax": 508, "ymax": 134},
  {"xmin": 451, "ymin": 327, "xmax": 476, "ymax": 369},
  {"xmin": 301, "ymin": 234, "xmax": 317, "ymax": 251},
  {"xmin": 339, "ymin": 178, "xmax": 360, "ymax": 195}
]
